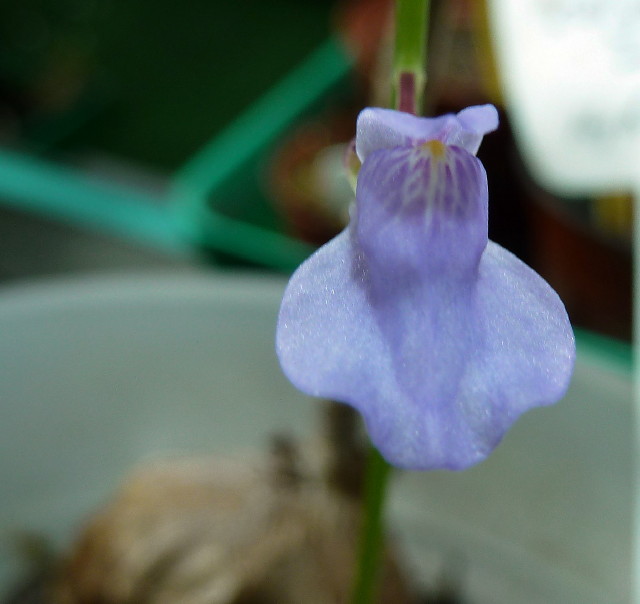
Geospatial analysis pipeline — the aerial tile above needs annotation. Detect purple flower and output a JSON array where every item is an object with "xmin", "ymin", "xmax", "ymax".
[{"xmin": 276, "ymin": 105, "xmax": 575, "ymax": 471}]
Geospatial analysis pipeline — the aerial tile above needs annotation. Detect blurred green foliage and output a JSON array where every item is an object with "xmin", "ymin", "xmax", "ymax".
[{"xmin": 0, "ymin": 0, "xmax": 336, "ymax": 168}]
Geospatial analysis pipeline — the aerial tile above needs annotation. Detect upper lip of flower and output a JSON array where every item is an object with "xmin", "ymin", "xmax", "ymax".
[{"xmin": 355, "ymin": 104, "xmax": 499, "ymax": 163}]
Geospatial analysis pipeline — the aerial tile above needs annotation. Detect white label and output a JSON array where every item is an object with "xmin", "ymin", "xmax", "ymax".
[{"xmin": 489, "ymin": 0, "xmax": 640, "ymax": 196}]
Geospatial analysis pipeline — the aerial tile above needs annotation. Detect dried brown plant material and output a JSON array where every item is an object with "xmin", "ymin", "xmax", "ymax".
[{"xmin": 52, "ymin": 438, "xmax": 413, "ymax": 604}]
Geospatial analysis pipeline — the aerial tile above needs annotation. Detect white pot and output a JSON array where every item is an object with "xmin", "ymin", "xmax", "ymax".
[{"xmin": 0, "ymin": 271, "xmax": 631, "ymax": 603}]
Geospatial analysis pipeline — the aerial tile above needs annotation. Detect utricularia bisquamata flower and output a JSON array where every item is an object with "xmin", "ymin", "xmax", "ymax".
[{"xmin": 276, "ymin": 105, "xmax": 575, "ymax": 471}]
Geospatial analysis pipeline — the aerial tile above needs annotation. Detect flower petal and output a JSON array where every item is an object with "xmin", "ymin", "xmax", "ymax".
[
  {"xmin": 355, "ymin": 104, "xmax": 498, "ymax": 162},
  {"xmin": 276, "ymin": 229, "xmax": 391, "ymax": 403},
  {"xmin": 277, "ymin": 104, "xmax": 574, "ymax": 471},
  {"xmin": 276, "ymin": 129, "xmax": 574, "ymax": 470},
  {"xmin": 368, "ymin": 238, "xmax": 575, "ymax": 470},
  {"xmin": 355, "ymin": 141, "xmax": 488, "ymax": 276},
  {"xmin": 454, "ymin": 105, "xmax": 500, "ymax": 153},
  {"xmin": 276, "ymin": 234, "xmax": 574, "ymax": 471}
]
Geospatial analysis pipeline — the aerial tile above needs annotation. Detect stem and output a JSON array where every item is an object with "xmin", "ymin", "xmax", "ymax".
[
  {"xmin": 350, "ymin": 446, "xmax": 393, "ymax": 604},
  {"xmin": 350, "ymin": 4, "xmax": 430, "ymax": 603},
  {"xmin": 393, "ymin": 0, "xmax": 430, "ymax": 114}
]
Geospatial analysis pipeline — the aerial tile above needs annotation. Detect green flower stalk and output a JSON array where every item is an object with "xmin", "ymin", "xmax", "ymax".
[{"xmin": 393, "ymin": 0, "xmax": 429, "ymax": 114}]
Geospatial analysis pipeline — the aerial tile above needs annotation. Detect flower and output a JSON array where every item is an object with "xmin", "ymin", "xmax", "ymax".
[{"xmin": 276, "ymin": 105, "xmax": 575, "ymax": 471}]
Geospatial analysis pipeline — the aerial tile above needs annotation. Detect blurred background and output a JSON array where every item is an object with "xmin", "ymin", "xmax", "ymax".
[
  {"xmin": 0, "ymin": 0, "xmax": 632, "ymax": 340},
  {"xmin": 0, "ymin": 2, "xmax": 633, "ymax": 602}
]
